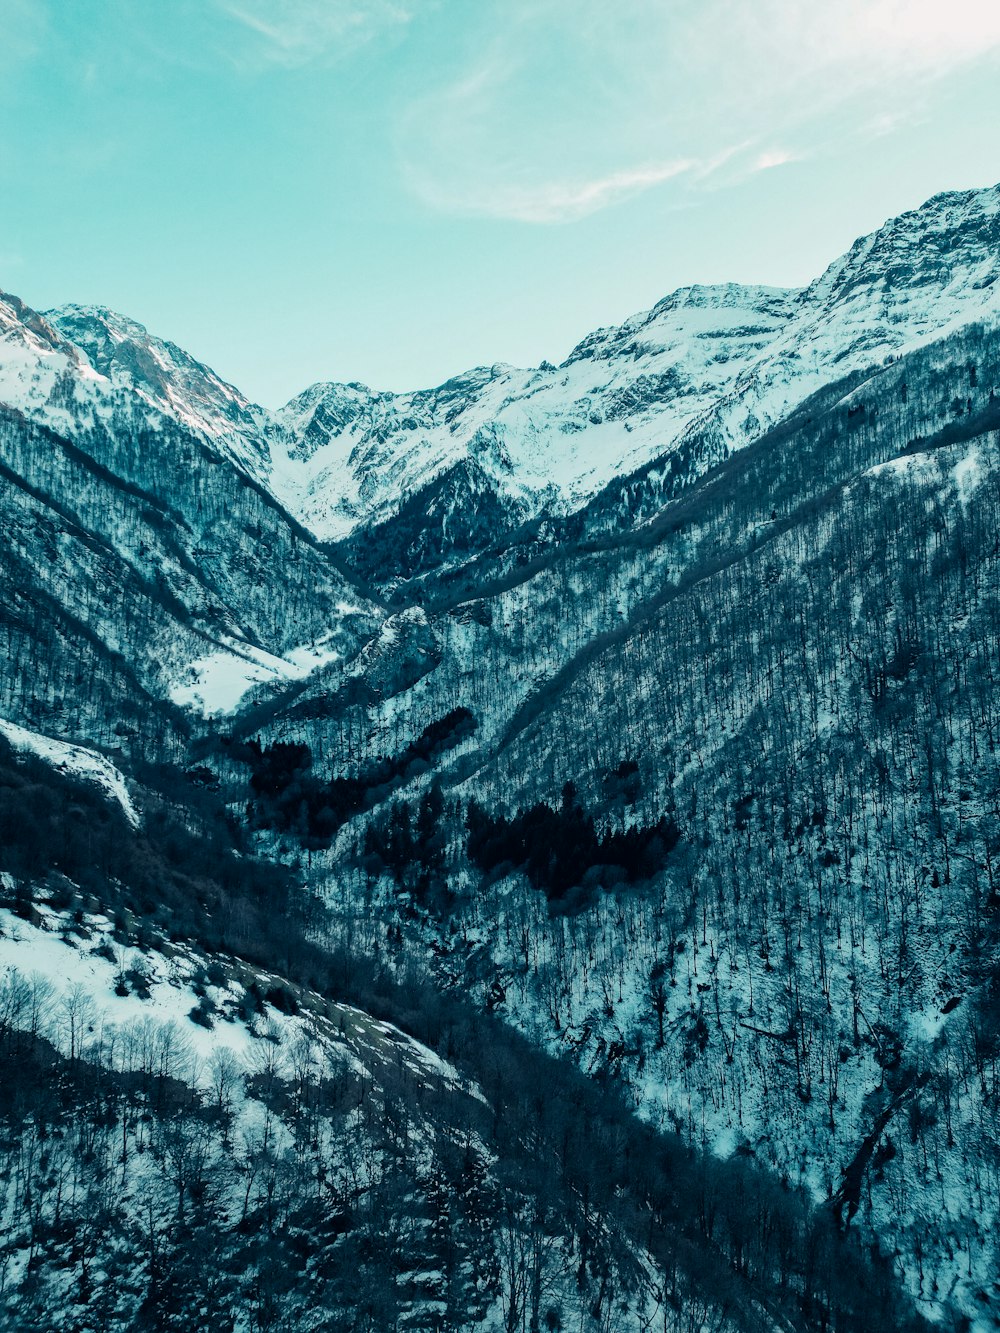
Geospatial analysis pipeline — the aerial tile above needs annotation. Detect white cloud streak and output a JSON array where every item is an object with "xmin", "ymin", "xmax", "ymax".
[
  {"xmin": 398, "ymin": 0, "xmax": 1000, "ymax": 223},
  {"xmin": 92, "ymin": 0, "xmax": 415, "ymax": 78},
  {"xmin": 217, "ymin": 0, "xmax": 413, "ymax": 68},
  {"xmin": 753, "ymin": 149, "xmax": 799, "ymax": 173},
  {"xmin": 411, "ymin": 159, "xmax": 698, "ymax": 224}
]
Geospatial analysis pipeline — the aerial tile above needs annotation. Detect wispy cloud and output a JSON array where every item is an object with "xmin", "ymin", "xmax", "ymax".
[
  {"xmin": 753, "ymin": 149, "xmax": 800, "ymax": 173},
  {"xmin": 409, "ymin": 158, "xmax": 699, "ymax": 224},
  {"xmin": 217, "ymin": 0, "xmax": 412, "ymax": 69},
  {"xmin": 397, "ymin": 0, "xmax": 1000, "ymax": 223},
  {"xmin": 105, "ymin": 0, "xmax": 415, "ymax": 76}
]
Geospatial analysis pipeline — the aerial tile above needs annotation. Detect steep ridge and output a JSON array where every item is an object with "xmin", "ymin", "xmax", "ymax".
[
  {"xmin": 49, "ymin": 303, "xmax": 271, "ymax": 481},
  {"xmin": 267, "ymin": 285, "xmax": 798, "ymax": 546}
]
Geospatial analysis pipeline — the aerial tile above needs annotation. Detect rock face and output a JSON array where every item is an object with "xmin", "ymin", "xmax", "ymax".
[{"xmin": 2, "ymin": 180, "xmax": 1000, "ymax": 1331}]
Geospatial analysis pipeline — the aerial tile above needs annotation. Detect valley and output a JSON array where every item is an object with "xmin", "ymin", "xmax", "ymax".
[{"xmin": 2, "ymin": 182, "xmax": 1000, "ymax": 1331}]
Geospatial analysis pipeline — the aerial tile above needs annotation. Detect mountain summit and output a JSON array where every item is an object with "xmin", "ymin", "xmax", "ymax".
[
  {"xmin": 259, "ymin": 181, "xmax": 1000, "ymax": 545},
  {"xmin": 7, "ymin": 182, "xmax": 998, "ymax": 562}
]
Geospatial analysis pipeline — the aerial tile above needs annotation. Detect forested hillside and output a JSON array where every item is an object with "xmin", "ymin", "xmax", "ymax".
[
  {"xmin": 252, "ymin": 313, "xmax": 1000, "ymax": 1329},
  {"xmin": 1, "ymin": 183, "xmax": 1000, "ymax": 1331}
]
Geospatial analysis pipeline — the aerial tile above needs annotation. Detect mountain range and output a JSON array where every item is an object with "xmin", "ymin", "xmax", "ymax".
[{"xmin": 1, "ymin": 182, "xmax": 1000, "ymax": 1331}]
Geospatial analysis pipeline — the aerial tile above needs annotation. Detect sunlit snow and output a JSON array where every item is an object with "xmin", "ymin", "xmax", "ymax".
[
  {"xmin": 0, "ymin": 718, "xmax": 139, "ymax": 827},
  {"xmin": 168, "ymin": 636, "xmax": 342, "ymax": 716}
]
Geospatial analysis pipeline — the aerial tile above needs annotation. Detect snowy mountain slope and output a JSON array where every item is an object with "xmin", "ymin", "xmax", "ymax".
[
  {"xmin": 0, "ymin": 901, "xmax": 478, "ymax": 1118},
  {"xmin": 2, "ymin": 179, "xmax": 1000, "ymax": 1332},
  {"xmin": 0, "ymin": 290, "xmax": 94, "ymax": 373},
  {"xmin": 167, "ymin": 630, "xmax": 355, "ymax": 718},
  {"xmin": 48, "ymin": 303, "xmax": 272, "ymax": 482},
  {"xmin": 1, "ymin": 288, "xmax": 258, "ymax": 478},
  {"xmin": 267, "ymin": 286, "xmax": 800, "ymax": 543},
  {"xmin": 259, "ymin": 319, "xmax": 997, "ymax": 784},
  {"xmin": 0, "ymin": 742, "xmax": 910, "ymax": 1333},
  {"xmin": 268, "ymin": 184, "xmax": 1000, "ymax": 561},
  {"xmin": 0, "ymin": 897, "xmax": 506, "ymax": 1333},
  {"xmin": 8, "ymin": 183, "xmax": 999, "ymax": 584},
  {"xmin": 0, "ymin": 292, "xmax": 382, "ymax": 751},
  {"xmin": 247, "ymin": 318, "xmax": 1000, "ymax": 1329},
  {"xmin": 0, "ymin": 403, "xmax": 377, "ymax": 748},
  {"xmin": 0, "ymin": 718, "xmax": 139, "ymax": 826}
]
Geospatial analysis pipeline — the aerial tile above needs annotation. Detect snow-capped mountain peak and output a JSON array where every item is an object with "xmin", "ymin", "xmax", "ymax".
[
  {"xmin": 265, "ymin": 182, "xmax": 1000, "ymax": 545},
  {"xmin": 4, "ymin": 181, "xmax": 1000, "ymax": 556},
  {"xmin": 0, "ymin": 290, "xmax": 92, "ymax": 367},
  {"xmin": 47, "ymin": 302, "xmax": 272, "ymax": 478},
  {"xmin": 0, "ymin": 290, "xmax": 272, "ymax": 484}
]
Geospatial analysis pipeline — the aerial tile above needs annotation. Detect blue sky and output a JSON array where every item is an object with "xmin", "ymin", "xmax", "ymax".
[{"xmin": 3, "ymin": 0, "xmax": 1000, "ymax": 406}]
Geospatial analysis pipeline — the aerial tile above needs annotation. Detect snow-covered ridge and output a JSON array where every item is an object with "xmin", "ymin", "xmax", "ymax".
[
  {"xmin": 0, "ymin": 286, "xmax": 273, "ymax": 489},
  {"xmin": 0, "ymin": 292, "xmax": 92, "ymax": 367},
  {"xmin": 266, "ymin": 182, "xmax": 1000, "ymax": 540},
  {"xmin": 0, "ymin": 289, "xmax": 106, "ymax": 439},
  {"xmin": 3, "ymin": 182, "xmax": 1000, "ymax": 547},
  {"xmin": 47, "ymin": 303, "xmax": 272, "ymax": 480},
  {"xmin": 0, "ymin": 718, "xmax": 139, "ymax": 827}
]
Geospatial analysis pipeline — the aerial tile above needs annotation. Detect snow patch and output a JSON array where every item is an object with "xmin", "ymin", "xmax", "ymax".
[
  {"xmin": 953, "ymin": 445, "xmax": 984, "ymax": 505},
  {"xmin": 168, "ymin": 635, "xmax": 342, "ymax": 716},
  {"xmin": 0, "ymin": 718, "xmax": 139, "ymax": 827}
]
